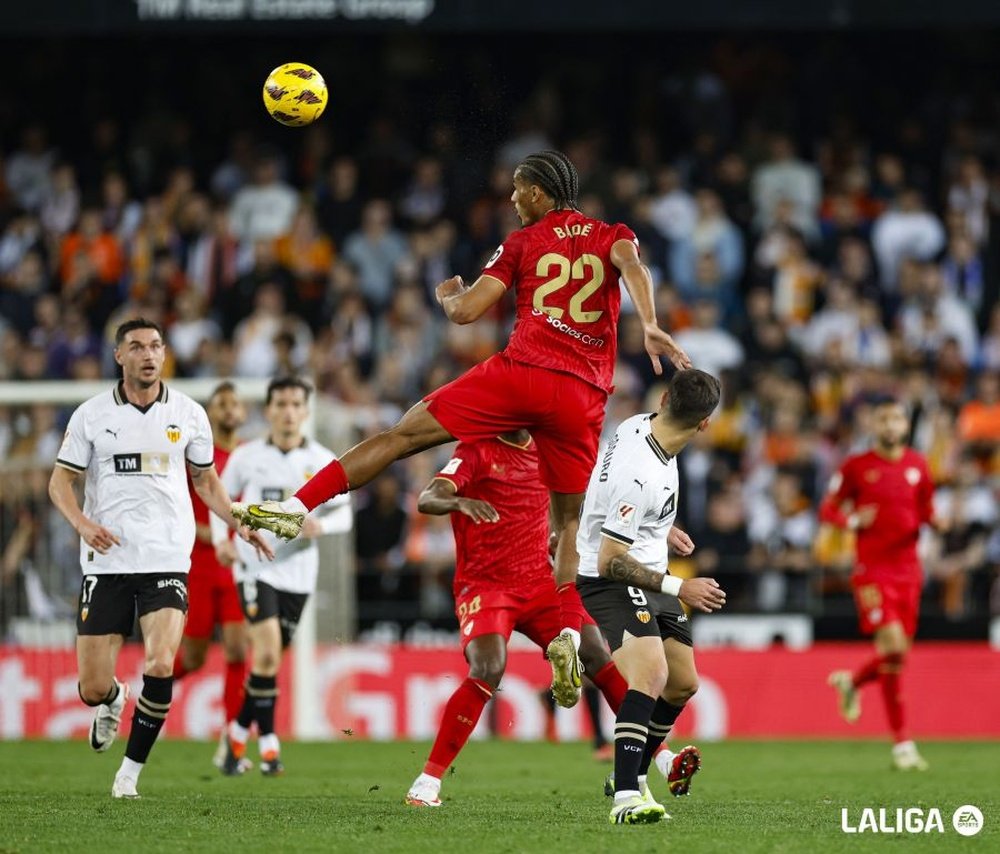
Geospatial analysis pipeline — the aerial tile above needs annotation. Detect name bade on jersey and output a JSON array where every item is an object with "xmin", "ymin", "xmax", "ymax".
[
  {"xmin": 261, "ymin": 487, "xmax": 290, "ymax": 502},
  {"xmin": 553, "ymin": 223, "xmax": 593, "ymax": 238},
  {"xmin": 113, "ymin": 452, "xmax": 170, "ymax": 475},
  {"xmin": 598, "ymin": 433, "xmax": 619, "ymax": 483}
]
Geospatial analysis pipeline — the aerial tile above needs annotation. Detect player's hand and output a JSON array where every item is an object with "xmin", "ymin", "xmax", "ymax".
[
  {"xmin": 76, "ymin": 518, "xmax": 121, "ymax": 555},
  {"xmin": 668, "ymin": 526, "xmax": 695, "ymax": 556},
  {"xmin": 215, "ymin": 539, "xmax": 237, "ymax": 566},
  {"xmin": 852, "ymin": 505, "xmax": 878, "ymax": 530},
  {"xmin": 435, "ymin": 275, "xmax": 466, "ymax": 305},
  {"xmin": 643, "ymin": 324, "xmax": 692, "ymax": 374},
  {"xmin": 678, "ymin": 577, "xmax": 726, "ymax": 613},
  {"xmin": 239, "ymin": 526, "xmax": 275, "ymax": 561},
  {"xmin": 548, "ymin": 531, "xmax": 559, "ymax": 561},
  {"xmin": 455, "ymin": 497, "xmax": 499, "ymax": 524},
  {"xmin": 302, "ymin": 516, "xmax": 324, "ymax": 539}
]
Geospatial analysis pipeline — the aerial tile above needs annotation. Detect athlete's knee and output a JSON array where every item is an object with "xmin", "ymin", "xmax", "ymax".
[
  {"xmin": 184, "ymin": 645, "xmax": 208, "ymax": 672},
  {"xmin": 578, "ymin": 639, "xmax": 611, "ymax": 675},
  {"xmin": 223, "ymin": 644, "xmax": 246, "ymax": 664},
  {"xmin": 78, "ymin": 680, "xmax": 114, "ymax": 707},
  {"xmin": 144, "ymin": 654, "xmax": 176, "ymax": 679},
  {"xmin": 253, "ymin": 648, "xmax": 281, "ymax": 675},
  {"xmin": 665, "ymin": 678, "xmax": 698, "ymax": 705},
  {"xmin": 630, "ymin": 663, "xmax": 668, "ymax": 698}
]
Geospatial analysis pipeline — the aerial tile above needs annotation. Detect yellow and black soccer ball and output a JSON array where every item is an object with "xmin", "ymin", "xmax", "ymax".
[{"xmin": 262, "ymin": 63, "xmax": 328, "ymax": 127}]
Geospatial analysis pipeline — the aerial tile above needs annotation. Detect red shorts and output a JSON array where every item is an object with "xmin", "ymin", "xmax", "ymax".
[
  {"xmin": 184, "ymin": 554, "xmax": 244, "ymax": 640},
  {"xmin": 455, "ymin": 579, "xmax": 595, "ymax": 651},
  {"xmin": 424, "ymin": 353, "xmax": 607, "ymax": 494},
  {"xmin": 851, "ymin": 570, "xmax": 922, "ymax": 637}
]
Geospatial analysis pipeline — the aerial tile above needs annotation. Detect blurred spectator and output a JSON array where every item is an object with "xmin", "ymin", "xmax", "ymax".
[
  {"xmin": 232, "ymin": 282, "xmax": 311, "ymax": 378},
  {"xmin": 649, "ymin": 166, "xmax": 696, "ymax": 242},
  {"xmin": 341, "ymin": 199, "xmax": 410, "ymax": 311},
  {"xmin": 46, "ymin": 304, "xmax": 100, "ymax": 379},
  {"xmin": 355, "ymin": 474, "xmax": 412, "ymax": 605},
  {"xmin": 228, "ymin": 152, "xmax": 299, "ymax": 244},
  {"xmin": 673, "ymin": 299, "xmax": 744, "ymax": 380},
  {"xmin": 316, "ymin": 156, "xmax": 364, "ymax": 247},
  {"xmin": 168, "ymin": 289, "xmax": 222, "ymax": 376},
  {"xmin": 939, "ymin": 233, "xmax": 988, "ymax": 322},
  {"xmin": 100, "ymin": 171, "xmax": 143, "ymax": 243},
  {"xmin": 898, "ymin": 263, "xmax": 978, "ymax": 365},
  {"xmin": 5, "ymin": 126, "xmax": 55, "ymax": 213},
  {"xmin": 398, "ymin": 156, "xmax": 448, "ymax": 228},
  {"xmin": 39, "ymin": 163, "xmax": 80, "ymax": 239},
  {"xmin": 275, "ymin": 206, "xmax": 335, "ymax": 327},
  {"xmin": 669, "ymin": 188, "xmax": 744, "ymax": 318},
  {"xmin": 751, "ymin": 133, "xmax": 822, "ymax": 238},
  {"xmin": 0, "ymin": 211, "xmax": 44, "ymax": 276},
  {"xmin": 0, "ymin": 251, "xmax": 49, "ymax": 335},
  {"xmin": 946, "ymin": 154, "xmax": 989, "ymax": 246},
  {"xmin": 870, "ymin": 188, "xmax": 946, "ymax": 288}
]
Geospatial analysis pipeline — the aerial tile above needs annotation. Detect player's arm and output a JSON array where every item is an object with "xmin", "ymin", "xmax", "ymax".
[
  {"xmin": 610, "ymin": 238, "xmax": 691, "ymax": 373},
  {"xmin": 435, "ymin": 274, "xmax": 506, "ymax": 325},
  {"xmin": 416, "ymin": 477, "xmax": 500, "ymax": 523},
  {"xmin": 48, "ymin": 465, "xmax": 121, "ymax": 554},
  {"xmin": 190, "ymin": 462, "xmax": 275, "ymax": 560},
  {"xmin": 818, "ymin": 464, "xmax": 876, "ymax": 531},
  {"xmin": 597, "ymin": 536, "xmax": 725, "ymax": 613}
]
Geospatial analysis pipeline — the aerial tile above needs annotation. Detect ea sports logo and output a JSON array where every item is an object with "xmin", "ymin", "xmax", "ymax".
[{"xmin": 952, "ymin": 805, "xmax": 983, "ymax": 836}]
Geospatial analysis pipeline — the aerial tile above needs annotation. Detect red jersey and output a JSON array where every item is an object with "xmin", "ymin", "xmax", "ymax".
[
  {"xmin": 434, "ymin": 436, "xmax": 550, "ymax": 592},
  {"xmin": 483, "ymin": 208, "xmax": 637, "ymax": 392},
  {"xmin": 189, "ymin": 444, "xmax": 233, "ymax": 571},
  {"xmin": 819, "ymin": 448, "xmax": 934, "ymax": 576}
]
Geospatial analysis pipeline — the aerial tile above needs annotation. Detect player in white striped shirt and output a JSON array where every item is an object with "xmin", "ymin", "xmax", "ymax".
[{"xmin": 215, "ymin": 377, "xmax": 352, "ymax": 775}]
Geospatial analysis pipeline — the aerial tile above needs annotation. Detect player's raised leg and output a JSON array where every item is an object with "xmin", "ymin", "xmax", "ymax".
[
  {"xmin": 406, "ymin": 634, "xmax": 504, "ymax": 807},
  {"xmin": 546, "ymin": 491, "xmax": 589, "ymax": 708},
  {"xmin": 77, "ymin": 631, "xmax": 129, "ymax": 753},
  {"xmin": 114, "ymin": 600, "xmax": 186, "ymax": 798},
  {"xmin": 233, "ymin": 402, "xmax": 453, "ymax": 539}
]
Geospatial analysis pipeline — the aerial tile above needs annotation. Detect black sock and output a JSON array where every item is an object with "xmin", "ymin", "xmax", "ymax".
[
  {"xmin": 124, "ymin": 675, "xmax": 172, "ymax": 764},
  {"xmin": 238, "ymin": 673, "xmax": 278, "ymax": 734},
  {"xmin": 639, "ymin": 699, "xmax": 685, "ymax": 775},
  {"xmin": 614, "ymin": 689, "xmax": 656, "ymax": 795},
  {"xmin": 583, "ymin": 684, "xmax": 605, "ymax": 748}
]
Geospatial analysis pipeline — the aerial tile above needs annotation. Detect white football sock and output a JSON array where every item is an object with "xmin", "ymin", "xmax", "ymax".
[
  {"xmin": 259, "ymin": 733, "xmax": 280, "ymax": 756},
  {"xmin": 117, "ymin": 757, "xmax": 144, "ymax": 780},
  {"xmin": 561, "ymin": 628, "xmax": 581, "ymax": 651}
]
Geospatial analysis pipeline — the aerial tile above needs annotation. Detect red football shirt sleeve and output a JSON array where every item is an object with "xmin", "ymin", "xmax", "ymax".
[
  {"xmin": 433, "ymin": 442, "xmax": 482, "ymax": 494},
  {"xmin": 613, "ymin": 223, "xmax": 640, "ymax": 253},
  {"xmin": 818, "ymin": 459, "xmax": 857, "ymax": 528},
  {"xmin": 479, "ymin": 231, "xmax": 523, "ymax": 289},
  {"xmin": 916, "ymin": 455, "xmax": 935, "ymax": 525}
]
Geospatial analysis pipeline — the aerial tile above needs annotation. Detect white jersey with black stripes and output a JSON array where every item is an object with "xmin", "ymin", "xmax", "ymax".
[{"xmin": 576, "ymin": 413, "xmax": 679, "ymax": 579}]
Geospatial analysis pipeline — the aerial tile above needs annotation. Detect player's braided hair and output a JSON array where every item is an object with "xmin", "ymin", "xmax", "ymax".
[{"xmin": 516, "ymin": 150, "xmax": 580, "ymax": 210}]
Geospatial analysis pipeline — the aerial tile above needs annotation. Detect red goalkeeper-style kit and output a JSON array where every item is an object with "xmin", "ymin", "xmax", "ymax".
[{"xmin": 819, "ymin": 448, "xmax": 934, "ymax": 636}]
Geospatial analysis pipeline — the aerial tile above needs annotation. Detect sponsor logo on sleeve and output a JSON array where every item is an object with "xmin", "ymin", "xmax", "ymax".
[
  {"xmin": 441, "ymin": 458, "xmax": 463, "ymax": 476},
  {"xmin": 617, "ymin": 502, "xmax": 636, "ymax": 522}
]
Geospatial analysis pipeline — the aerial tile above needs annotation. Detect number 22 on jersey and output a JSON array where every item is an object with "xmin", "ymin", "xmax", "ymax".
[{"xmin": 533, "ymin": 253, "xmax": 605, "ymax": 324}]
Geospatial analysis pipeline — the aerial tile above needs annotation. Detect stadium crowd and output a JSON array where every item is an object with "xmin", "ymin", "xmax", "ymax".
[{"xmin": 1, "ymin": 35, "xmax": 999, "ymax": 638}]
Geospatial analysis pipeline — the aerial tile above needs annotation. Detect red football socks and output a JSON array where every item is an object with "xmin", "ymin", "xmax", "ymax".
[
  {"xmin": 424, "ymin": 677, "xmax": 493, "ymax": 779},
  {"xmin": 556, "ymin": 582, "xmax": 587, "ymax": 634},
  {"xmin": 590, "ymin": 661, "xmax": 628, "ymax": 714},
  {"xmin": 223, "ymin": 660, "xmax": 247, "ymax": 723},
  {"xmin": 878, "ymin": 652, "xmax": 906, "ymax": 741},
  {"xmin": 295, "ymin": 458, "xmax": 349, "ymax": 511},
  {"xmin": 851, "ymin": 655, "xmax": 883, "ymax": 688}
]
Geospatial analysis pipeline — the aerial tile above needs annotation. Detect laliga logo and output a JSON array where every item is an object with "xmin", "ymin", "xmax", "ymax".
[{"xmin": 840, "ymin": 805, "xmax": 983, "ymax": 835}]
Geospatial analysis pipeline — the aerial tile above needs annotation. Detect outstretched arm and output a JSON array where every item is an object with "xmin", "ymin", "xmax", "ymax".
[
  {"xmin": 435, "ymin": 275, "xmax": 506, "ymax": 325},
  {"xmin": 49, "ymin": 465, "xmax": 121, "ymax": 555},
  {"xmin": 417, "ymin": 477, "xmax": 499, "ymax": 524},
  {"xmin": 611, "ymin": 238, "xmax": 691, "ymax": 373}
]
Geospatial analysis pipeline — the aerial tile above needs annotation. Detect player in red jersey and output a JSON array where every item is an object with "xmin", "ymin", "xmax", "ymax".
[
  {"xmin": 171, "ymin": 382, "xmax": 249, "ymax": 769},
  {"xmin": 234, "ymin": 150, "xmax": 691, "ymax": 709},
  {"xmin": 404, "ymin": 431, "xmax": 694, "ymax": 807},
  {"xmin": 819, "ymin": 397, "xmax": 945, "ymax": 771}
]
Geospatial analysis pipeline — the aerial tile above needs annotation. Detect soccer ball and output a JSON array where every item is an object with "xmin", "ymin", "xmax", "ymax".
[{"xmin": 262, "ymin": 63, "xmax": 328, "ymax": 127}]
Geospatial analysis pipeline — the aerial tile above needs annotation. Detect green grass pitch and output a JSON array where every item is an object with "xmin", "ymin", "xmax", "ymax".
[{"xmin": 0, "ymin": 740, "xmax": 996, "ymax": 852}]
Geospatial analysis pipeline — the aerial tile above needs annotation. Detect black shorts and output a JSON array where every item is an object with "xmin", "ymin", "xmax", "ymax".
[
  {"xmin": 76, "ymin": 573, "xmax": 188, "ymax": 637},
  {"xmin": 577, "ymin": 576, "xmax": 692, "ymax": 652},
  {"xmin": 238, "ymin": 578, "xmax": 308, "ymax": 648}
]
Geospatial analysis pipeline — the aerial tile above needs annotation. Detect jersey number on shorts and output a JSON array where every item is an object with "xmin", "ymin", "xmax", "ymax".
[
  {"xmin": 81, "ymin": 575, "xmax": 98, "ymax": 604},
  {"xmin": 628, "ymin": 586, "xmax": 648, "ymax": 606},
  {"xmin": 533, "ymin": 253, "xmax": 605, "ymax": 323},
  {"xmin": 458, "ymin": 595, "xmax": 482, "ymax": 620}
]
